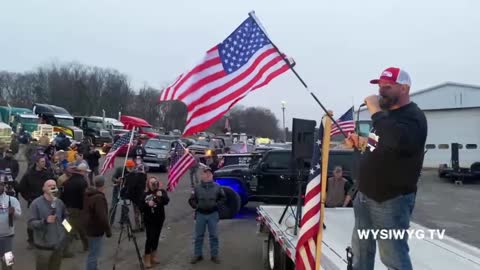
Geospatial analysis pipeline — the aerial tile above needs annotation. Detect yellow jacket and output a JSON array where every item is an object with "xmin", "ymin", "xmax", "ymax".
[{"xmin": 67, "ymin": 149, "xmax": 77, "ymax": 163}]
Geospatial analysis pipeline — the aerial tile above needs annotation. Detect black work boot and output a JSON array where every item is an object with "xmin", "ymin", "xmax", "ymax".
[
  {"xmin": 190, "ymin": 256, "xmax": 203, "ymax": 264},
  {"xmin": 211, "ymin": 256, "xmax": 220, "ymax": 264}
]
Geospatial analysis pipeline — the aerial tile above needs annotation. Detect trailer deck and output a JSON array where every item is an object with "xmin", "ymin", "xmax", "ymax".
[{"xmin": 257, "ymin": 205, "xmax": 480, "ymax": 269}]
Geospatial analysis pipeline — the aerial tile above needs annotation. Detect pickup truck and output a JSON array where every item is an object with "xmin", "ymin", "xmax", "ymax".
[{"xmin": 213, "ymin": 148, "xmax": 356, "ymax": 219}]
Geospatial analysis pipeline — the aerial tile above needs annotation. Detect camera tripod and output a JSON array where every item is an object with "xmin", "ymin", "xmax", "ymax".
[{"xmin": 112, "ymin": 200, "xmax": 145, "ymax": 270}]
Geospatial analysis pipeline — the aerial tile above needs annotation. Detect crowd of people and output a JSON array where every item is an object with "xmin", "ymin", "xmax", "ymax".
[{"xmin": 0, "ymin": 130, "xmax": 229, "ymax": 270}]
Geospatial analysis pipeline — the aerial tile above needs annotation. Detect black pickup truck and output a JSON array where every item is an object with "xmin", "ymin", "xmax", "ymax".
[{"xmin": 214, "ymin": 148, "xmax": 357, "ymax": 219}]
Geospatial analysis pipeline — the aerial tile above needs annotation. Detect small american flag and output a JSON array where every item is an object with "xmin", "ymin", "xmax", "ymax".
[
  {"xmin": 330, "ymin": 106, "xmax": 355, "ymax": 137},
  {"xmin": 159, "ymin": 13, "xmax": 289, "ymax": 137},
  {"xmin": 166, "ymin": 142, "xmax": 196, "ymax": 192},
  {"xmin": 296, "ymin": 120, "xmax": 324, "ymax": 270},
  {"xmin": 100, "ymin": 131, "xmax": 134, "ymax": 175}
]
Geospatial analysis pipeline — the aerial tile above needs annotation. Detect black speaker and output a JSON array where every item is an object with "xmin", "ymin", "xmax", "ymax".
[{"xmin": 291, "ymin": 118, "xmax": 316, "ymax": 163}]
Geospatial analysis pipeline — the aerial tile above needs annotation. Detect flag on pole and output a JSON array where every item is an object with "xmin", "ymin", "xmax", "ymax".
[
  {"xmin": 158, "ymin": 13, "xmax": 290, "ymax": 137},
  {"xmin": 330, "ymin": 106, "xmax": 355, "ymax": 137},
  {"xmin": 100, "ymin": 131, "xmax": 134, "ymax": 175},
  {"xmin": 166, "ymin": 142, "xmax": 196, "ymax": 192},
  {"xmin": 295, "ymin": 121, "xmax": 324, "ymax": 270}
]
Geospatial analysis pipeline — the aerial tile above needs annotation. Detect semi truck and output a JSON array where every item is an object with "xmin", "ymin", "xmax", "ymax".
[
  {"xmin": 32, "ymin": 103, "xmax": 84, "ymax": 141},
  {"xmin": 73, "ymin": 116, "xmax": 113, "ymax": 146},
  {"xmin": 0, "ymin": 106, "xmax": 38, "ymax": 133}
]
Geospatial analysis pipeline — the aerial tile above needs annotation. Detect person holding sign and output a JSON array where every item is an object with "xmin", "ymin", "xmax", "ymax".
[{"xmin": 28, "ymin": 180, "xmax": 69, "ymax": 270}]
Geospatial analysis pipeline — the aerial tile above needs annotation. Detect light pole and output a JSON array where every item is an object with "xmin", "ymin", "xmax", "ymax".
[{"xmin": 281, "ymin": 101, "xmax": 286, "ymax": 142}]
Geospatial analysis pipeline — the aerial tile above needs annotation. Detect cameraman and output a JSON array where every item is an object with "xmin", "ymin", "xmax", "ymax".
[
  {"xmin": 0, "ymin": 179, "xmax": 21, "ymax": 270},
  {"xmin": 119, "ymin": 160, "xmax": 146, "ymax": 231},
  {"xmin": 140, "ymin": 176, "xmax": 169, "ymax": 267}
]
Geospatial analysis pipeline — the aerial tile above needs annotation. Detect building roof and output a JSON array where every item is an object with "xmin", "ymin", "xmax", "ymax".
[{"xmin": 358, "ymin": 82, "xmax": 480, "ymax": 112}]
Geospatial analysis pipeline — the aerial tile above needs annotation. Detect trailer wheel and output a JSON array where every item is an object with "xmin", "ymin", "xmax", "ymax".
[
  {"xmin": 218, "ymin": 186, "xmax": 241, "ymax": 219},
  {"xmin": 264, "ymin": 234, "xmax": 278, "ymax": 270}
]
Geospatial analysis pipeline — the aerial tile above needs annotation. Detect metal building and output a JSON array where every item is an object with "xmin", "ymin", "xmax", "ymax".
[{"xmin": 357, "ymin": 82, "xmax": 480, "ymax": 168}]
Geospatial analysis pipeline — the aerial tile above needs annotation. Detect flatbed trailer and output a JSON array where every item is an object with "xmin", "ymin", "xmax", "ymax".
[{"xmin": 257, "ymin": 205, "xmax": 480, "ymax": 270}]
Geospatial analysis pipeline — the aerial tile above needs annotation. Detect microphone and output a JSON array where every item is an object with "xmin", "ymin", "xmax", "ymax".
[{"xmin": 359, "ymin": 103, "xmax": 366, "ymax": 108}]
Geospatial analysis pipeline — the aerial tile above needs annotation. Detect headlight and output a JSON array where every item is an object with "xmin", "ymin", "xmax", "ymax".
[{"xmin": 205, "ymin": 149, "xmax": 213, "ymax": 156}]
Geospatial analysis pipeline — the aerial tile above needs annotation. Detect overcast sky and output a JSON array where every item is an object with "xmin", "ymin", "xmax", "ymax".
[{"xmin": 1, "ymin": 0, "xmax": 479, "ymax": 129}]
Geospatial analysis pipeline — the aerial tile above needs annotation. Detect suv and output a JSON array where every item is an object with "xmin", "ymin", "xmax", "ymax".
[{"xmin": 213, "ymin": 148, "xmax": 356, "ymax": 219}]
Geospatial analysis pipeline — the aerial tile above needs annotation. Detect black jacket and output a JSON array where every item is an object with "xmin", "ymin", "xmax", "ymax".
[
  {"xmin": 60, "ymin": 173, "xmax": 88, "ymax": 209},
  {"xmin": 0, "ymin": 157, "xmax": 19, "ymax": 180},
  {"xmin": 140, "ymin": 189, "xmax": 169, "ymax": 225},
  {"xmin": 120, "ymin": 171, "xmax": 146, "ymax": 205},
  {"xmin": 86, "ymin": 150, "xmax": 101, "ymax": 168},
  {"xmin": 18, "ymin": 167, "xmax": 54, "ymax": 204}
]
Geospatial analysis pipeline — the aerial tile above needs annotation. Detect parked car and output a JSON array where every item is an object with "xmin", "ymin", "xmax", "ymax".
[{"xmin": 143, "ymin": 138, "xmax": 174, "ymax": 172}]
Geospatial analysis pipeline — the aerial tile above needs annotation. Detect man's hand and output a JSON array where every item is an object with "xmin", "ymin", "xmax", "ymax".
[
  {"xmin": 46, "ymin": 215, "xmax": 56, "ymax": 224},
  {"xmin": 148, "ymin": 200, "xmax": 155, "ymax": 207},
  {"xmin": 344, "ymin": 133, "xmax": 368, "ymax": 151},
  {"xmin": 364, "ymin": 95, "xmax": 381, "ymax": 115}
]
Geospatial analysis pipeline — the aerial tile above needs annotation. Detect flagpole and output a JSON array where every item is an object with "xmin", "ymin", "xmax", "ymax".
[
  {"xmin": 121, "ymin": 129, "xmax": 136, "ymax": 178},
  {"xmin": 315, "ymin": 114, "xmax": 332, "ymax": 270},
  {"xmin": 248, "ymin": 11, "xmax": 349, "ymax": 139}
]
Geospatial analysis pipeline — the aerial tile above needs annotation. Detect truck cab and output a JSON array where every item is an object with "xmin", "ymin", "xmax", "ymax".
[
  {"xmin": 120, "ymin": 115, "xmax": 159, "ymax": 138},
  {"xmin": 32, "ymin": 103, "xmax": 84, "ymax": 141},
  {"xmin": 0, "ymin": 106, "xmax": 39, "ymax": 133},
  {"xmin": 73, "ymin": 116, "xmax": 113, "ymax": 146}
]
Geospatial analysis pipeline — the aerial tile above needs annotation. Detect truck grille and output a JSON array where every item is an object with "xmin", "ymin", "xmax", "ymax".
[
  {"xmin": 74, "ymin": 130, "xmax": 84, "ymax": 141},
  {"xmin": 100, "ymin": 131, "xmax": 110, "ymax": 137}
]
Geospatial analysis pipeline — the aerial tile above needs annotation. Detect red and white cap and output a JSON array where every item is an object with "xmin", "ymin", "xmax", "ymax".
[{"xmin": 370, "ymin": 67, "xmax": 411, "ymax": 86}]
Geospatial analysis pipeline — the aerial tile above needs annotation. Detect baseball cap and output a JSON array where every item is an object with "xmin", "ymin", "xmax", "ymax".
[
  {"xmin": 76, "ymin": 163, "xmax": 92, "ymax": 172},
  {"xmin": 126, "ymin": 159, "xmax": 136, "ymax": 167},
  {"xmin": 370, "ymin": 67, "xmax": 411, "ymax": 86}
]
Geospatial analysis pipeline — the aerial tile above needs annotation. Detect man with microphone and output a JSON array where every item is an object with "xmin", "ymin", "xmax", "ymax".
[{"xmin": 345, "ymin": 67, "xmax": 427, "ymax": 270}]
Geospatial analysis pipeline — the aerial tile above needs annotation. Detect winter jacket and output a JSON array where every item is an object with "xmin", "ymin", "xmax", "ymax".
[
  {"xmin": 83, "ymin": 187, "xmax": 111, "ymax": 237},
  {"xmin": 120, "ymin": 171, "xmax": 147, "ymax": 205},
  {"xmin": 18, "ymin": 167, "xmax": 54, "ymax": 205},
  {"xmin": 188, "ymin": 181, "xmax": 226, "ymax": 214},
  {"xmin": 86, "ymin": 150, "xmax": 101, "ymax": 168},
  {"xmin": 60, "ymin": 173, "xmax": 88, "ymax": 210},
  {"xmin": 140, "ymin": 189, "xmax": 169, "ymax": 225}
]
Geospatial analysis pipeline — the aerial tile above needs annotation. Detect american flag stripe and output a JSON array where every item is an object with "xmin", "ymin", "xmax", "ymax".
[
  {"xmin": 330, "ymin": 106, "xmax": 355, "ymax": 137},
  {"xmin": 296, "ymin": 121, "xmax": 325, "ymax": 270},
  {"xmin": 159, "ymin": 15, "xmax": 289, "ymax": 137},
  {"xmin": 167, "ymin": 142, "xmax": 196, "ymax": 192}
]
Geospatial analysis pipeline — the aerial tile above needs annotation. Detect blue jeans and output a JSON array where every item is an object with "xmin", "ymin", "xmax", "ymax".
[
  {"xmin": 351, "ymin": 191, "xmax": 416, "ymax": 270},
  {"xmin": 86, "ymin": 237, "xmax": 103, "ymax": 270},
  {"xmin": 194, "ymin": 212, "xmax": 219, "ymax": 257}
]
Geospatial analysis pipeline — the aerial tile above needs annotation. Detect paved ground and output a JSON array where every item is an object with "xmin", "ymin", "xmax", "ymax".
[{"xmin": 8, "ymin": 156, "xmax": 480, "ymax": 269}]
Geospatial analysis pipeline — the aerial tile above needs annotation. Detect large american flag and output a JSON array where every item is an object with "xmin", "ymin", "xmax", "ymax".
[
  {"xmin": 295, "ymin": 121, "xmax": 324, "ymax": 270},
  {"xmin": 330, "ymin": 106, "xmax": 355, "ymax": 137},
  {"xmin": 100, "ymin": 131, "xmax": 134, "ymax": 175},
  {"xmin": 166, "ymin": 142, "xmax": 196, "ymax": 192},
  {"xmin": 158, "ymin": 14, "xmax": 289, "ymax": 137}
]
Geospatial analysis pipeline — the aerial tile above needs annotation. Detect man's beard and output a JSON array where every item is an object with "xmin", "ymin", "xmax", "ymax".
[{"xmin": 379, "ymin": 95, "xmax": 399, "ymax": 110}]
